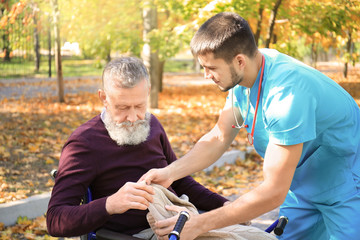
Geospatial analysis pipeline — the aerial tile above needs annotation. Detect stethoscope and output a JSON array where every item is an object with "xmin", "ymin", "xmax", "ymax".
[{"xmin": 231, "ymin": 54, "xmax": 265, "ymax": 145}]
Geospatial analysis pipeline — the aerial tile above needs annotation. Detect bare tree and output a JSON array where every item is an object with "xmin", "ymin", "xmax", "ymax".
[
  {"xmin": 344, "ymin": 30, "xmax": 352, "ymax": 78},
  {"xmin": 1, "ymin": 5, "xmax": 11, "ymax": 62},
  {"xmin": 51, "ymin": 0, "xmax": 64, "ymax": 102},
  {"xmin": 142, "ymin": 1, "xmax": 160, "ymax": 108},
  {"xmin": 32, "ymin": 4, "xmax": 40, "ymax": 72},
  {"xmin": 265, "ymin": 0, "xmax": 282, "ymax": 48},
  {"xmin": 254, "ymin": 4, "xmax": 264, "ymax": 46}
]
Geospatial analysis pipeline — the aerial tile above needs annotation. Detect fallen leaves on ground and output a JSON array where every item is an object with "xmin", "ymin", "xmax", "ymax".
[
  {"xmin": 0, "ymin": 215, "xmax": 74, "ymax": 240},
  {"xmin": 0, "ymin": 69, "xmax": 359, "ymax": 238},
  {"xmin": 0, "ymin": 92, "xmax": 101, "ymax": 204},
  {"xmin": 192, "ymin": 151, "xmax": 264, "ymax": 197}
]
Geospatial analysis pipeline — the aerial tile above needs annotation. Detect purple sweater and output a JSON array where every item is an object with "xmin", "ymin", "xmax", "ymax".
[{"xmin": 46, "ymin": 114, "xmax": 227, "ymax": 237}]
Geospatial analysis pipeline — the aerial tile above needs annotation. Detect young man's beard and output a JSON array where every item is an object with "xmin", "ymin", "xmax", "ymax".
[
  {"xmin": 103, "ymin": 110, "xmax": 151, "ymax": 146},
  {"xmin": 219, "ymin": 65, "xmax": 244, "ymax": 92}
]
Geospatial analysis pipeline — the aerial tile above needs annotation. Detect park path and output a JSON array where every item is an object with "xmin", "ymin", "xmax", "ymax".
[
  {"xmin": 0, "ymin": 73, "xmax": 215, "ymax": 100},
  {"xmin": 0, "ymin": 76, "xmax": 101, "ymax": 100},
  {"xmin": 1, "ymin": 60, "xmax": 356, "ymax": 101}
]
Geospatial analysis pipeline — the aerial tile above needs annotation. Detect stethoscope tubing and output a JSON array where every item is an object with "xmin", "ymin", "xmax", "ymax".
[{"xmin": 231, "ymin": 54, "xmax": 265, "ymax": 146}]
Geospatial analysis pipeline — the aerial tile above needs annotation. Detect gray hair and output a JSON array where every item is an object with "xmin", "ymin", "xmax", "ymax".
[{"xmin": 102, "ymin": 57, "xmax": 150, "ymax": 90}]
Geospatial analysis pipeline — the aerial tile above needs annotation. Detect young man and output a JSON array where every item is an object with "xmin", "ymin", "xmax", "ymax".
[
  {"xmin": 141, "ymin": 12, "xmax": 360, "ymax": 239},
  {"xmin": 46, "ymin": 57, "xmax": 228, "ymax": 238}
]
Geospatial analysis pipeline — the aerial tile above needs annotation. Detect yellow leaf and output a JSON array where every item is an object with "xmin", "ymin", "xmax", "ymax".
[
  {"xmin": 0, "ymin": 146, "xmax": 10, "ymax": 158},
  {"xmin": 16, "ymin": 216, "xmax": 32, "ymax": 225},
  {"xmin": 23, "ymin": 233, "xmax": 36, "ymax": 240},
  {"xmin": 28, "ymin": 144, "xmax": 39, "ymax": 153},
  {"xmin": 46, "ymin": 179, "xmax": 54, "ymax": 187},
  {"xmin": 45, "ymin": 158, "xmax": 54, "ymax": 165}
]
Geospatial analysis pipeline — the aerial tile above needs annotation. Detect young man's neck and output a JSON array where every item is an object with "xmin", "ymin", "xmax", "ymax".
[{"xmin": 244, "ymin": 50, "xmax": 262, "ymax": 89}]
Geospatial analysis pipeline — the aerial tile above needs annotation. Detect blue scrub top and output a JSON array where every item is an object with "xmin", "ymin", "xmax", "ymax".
[{"xmin": 230, "ymin": 49, "xmax": 360, "ymax": 203}]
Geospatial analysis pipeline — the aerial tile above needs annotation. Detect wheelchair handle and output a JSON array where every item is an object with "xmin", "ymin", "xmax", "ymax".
[
  {"xmin": 274, "ymin": 216, "xmax": 288, "ymax": 236},
  {"xmin": 50, "ymin": 169, "xmax": 58, "ymax": 179},
  {"xmin": 168, "ymin": 211, "xmax": 190, "ymax": 240}
]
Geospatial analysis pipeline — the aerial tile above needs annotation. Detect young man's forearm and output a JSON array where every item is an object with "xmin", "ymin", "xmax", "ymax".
[{"xmin": 191, "ymin": 181, "xmax": 285, "ymax": 234}]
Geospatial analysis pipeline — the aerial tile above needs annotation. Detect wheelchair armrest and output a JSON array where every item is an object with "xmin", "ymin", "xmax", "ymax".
[{"xmin": 96, "ymin": 228, "xmax": 143, "ymax": 240}]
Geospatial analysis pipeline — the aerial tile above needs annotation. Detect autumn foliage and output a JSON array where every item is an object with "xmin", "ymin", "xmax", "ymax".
[{"xmin": 0, "ymin": 0, "xmax": 28, "ymax": 28}]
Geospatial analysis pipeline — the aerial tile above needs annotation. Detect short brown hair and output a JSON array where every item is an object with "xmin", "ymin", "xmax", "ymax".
[{"xmin": 190, "ymin": 12, "xmax": 257, "ymax": 63}]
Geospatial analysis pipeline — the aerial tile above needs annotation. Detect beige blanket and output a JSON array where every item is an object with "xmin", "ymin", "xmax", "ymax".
[{"xmin": 140, "ymin": 184, "xmax": 277, "ymax": 240}]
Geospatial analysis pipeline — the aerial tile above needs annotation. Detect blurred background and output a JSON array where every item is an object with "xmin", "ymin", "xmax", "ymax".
[
  {"xmin": 0, "ymin": 0, "xmax": 359, "ymax": 81},
  {"xmin": 0, "ymin": 0, "xmax": 359, "ymax": 238}
]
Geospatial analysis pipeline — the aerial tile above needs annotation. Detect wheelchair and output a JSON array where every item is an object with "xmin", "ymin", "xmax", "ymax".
[
  {"xmin": 50, "ymin": 170, "xmax": 141, "ymax": 240},
  {"xmin": 50, "ymin": 170, "xmax": 287, "ymax": 240}
]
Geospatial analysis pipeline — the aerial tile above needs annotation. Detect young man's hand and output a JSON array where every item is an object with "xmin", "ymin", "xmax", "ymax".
[{"xmin": 139, "ymin": 167, "xmax": 174, "ymax": 188}]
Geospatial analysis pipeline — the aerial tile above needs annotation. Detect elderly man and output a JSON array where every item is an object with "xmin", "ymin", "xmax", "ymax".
[{"xmin": 46, "ymin": 57, "xmax": 228, "ymax": 238}]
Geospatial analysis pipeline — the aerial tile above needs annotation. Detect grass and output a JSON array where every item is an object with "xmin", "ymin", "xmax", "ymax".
[
  {"xmin": 0, "ymin": 57, "xmax": 197, "ymax": 80},
  {"xmin": 2, "ymin": 55, "xmax": 359, "ymax": 81},
  {"xmin": 0, "ymin": 57, "xmax": 104, "ymax": 79},
  {"xmin": 164, "ymin": 59, "xmax": 195, "ymax": 73}
]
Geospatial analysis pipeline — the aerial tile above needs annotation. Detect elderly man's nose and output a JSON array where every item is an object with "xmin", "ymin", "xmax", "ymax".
[{"xmin": 127, "ymin": 109, "xmax": 138, "ymax": 123}]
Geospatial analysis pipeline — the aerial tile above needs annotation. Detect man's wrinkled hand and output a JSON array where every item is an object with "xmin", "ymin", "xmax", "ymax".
[{"xmin": 106, "ymin": 181, "xmax": 154, "ymax": 215}]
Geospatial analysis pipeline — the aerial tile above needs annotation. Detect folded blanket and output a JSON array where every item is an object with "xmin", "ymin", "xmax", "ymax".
[{"xmin": 146, "ymin": 184, "xmax": 277, "ymax": 240}]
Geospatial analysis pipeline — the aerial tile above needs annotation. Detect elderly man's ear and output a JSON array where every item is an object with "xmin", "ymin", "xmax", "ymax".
[
  {"xmin": 98, "ymin": 89, "xmax": 107, "ymax": 107},
  {"xmin": 147, "ymin": 84, "xmax": 151, "ymax": 96}
]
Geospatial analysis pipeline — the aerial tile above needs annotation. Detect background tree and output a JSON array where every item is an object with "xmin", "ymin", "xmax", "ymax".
[
  {"xmin": 30, "ymin": 1, "xmax": 40, "ymax": 72},
  {"xmin": 0, "ymin": 0, "xmax": 44, "ymax": 72},
  {"xmin": 142, "ymin": 0, "xmax": 159, "ymax": 108},
  {"xmin": 60, "ymin": 0, "xmax": 142, "ymax": 62},
  {"xmin": 288, "ymin": 0, "xmax": 360, "ymax": 74},
  {"xmin": 51, "ymin": 0, "xmax": 64, "ymax": 102},
  {"xmin": 264, "ymin": 0, "xmax": 282, "ymax": 48},
  {"xmin": 0, "ymin": 0, "xmax": 12, "ymax": 62},
  {"xmin": 333, "ymin": 0, "xmax": 360, "ymax": 78},
  {"xmin": 1, "ymin": 0, "xmax": 358, "ymax": 82},
  {"xmin": 254, "ymin": 1, "xmax": 265, "ymax": 45}
]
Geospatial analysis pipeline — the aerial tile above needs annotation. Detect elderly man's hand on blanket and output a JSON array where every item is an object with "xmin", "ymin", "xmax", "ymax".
[
  {"xmin": 154, "ymin": 205, "xmax": 200, "ymax": 240},
  {"xmin": 105, "ymin": 181, "xmax": 154, "ymax": 215}
]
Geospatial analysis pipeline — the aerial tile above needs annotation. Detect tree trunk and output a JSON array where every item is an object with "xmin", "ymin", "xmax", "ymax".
[
  {"xmin": 255, "ymin": 6, "xmax": 264, "ymax": 46},
  {"xmin": 2, "ymin": 31, "xmax": 11, "ymax": 62},
  {"xmin": 142, "ymin": 1, "xmax": 159, "ymax": 108},
  {"xmin": 105, "ymin": 40, "xmax": 112, "ymax": 62},
  {"xmin": 51, "ymin": 0, "xmax": 65, "ymax": 102},
  {"xmin": 1, "ymin": 7, "xmax": 11, "ymax": 62},
  {"xmin": 194, "ymin": 58, "xmax": 201, "ymax": 73},
  {"xmin": 265, "ymin": 0, "xmax": 282, "ymax": 48},
  {"xmin": 311, "ymin": 41, "xmax": 318, "ymax": 68},
  {"xmin": 106, "ymin": 50, "xmax": 111, "ymax": 62},
  {"xmin": 158, "ymin": 60, "xmax": 164, "ymax": 92},
  {"xmin": 33, "ymin": 10, "xmax": 41, "ymax": 72},
  {"xmin": 343, "ymin": 30, "xmax": 352, "ymax": 78},
  {"xmin": 48, "ymin": 16, "xmax": 52, "ymax": 78}
]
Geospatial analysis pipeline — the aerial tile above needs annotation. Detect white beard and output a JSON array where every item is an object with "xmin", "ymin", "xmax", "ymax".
[{"xmin": 103, "ymin": 110, "xmax": 151, "ymax": 146}]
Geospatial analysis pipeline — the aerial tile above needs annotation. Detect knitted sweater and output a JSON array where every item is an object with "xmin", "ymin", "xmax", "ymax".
[{"xmin": 46, "ymin": 114, "xmax": 228, "ymax": 237}]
